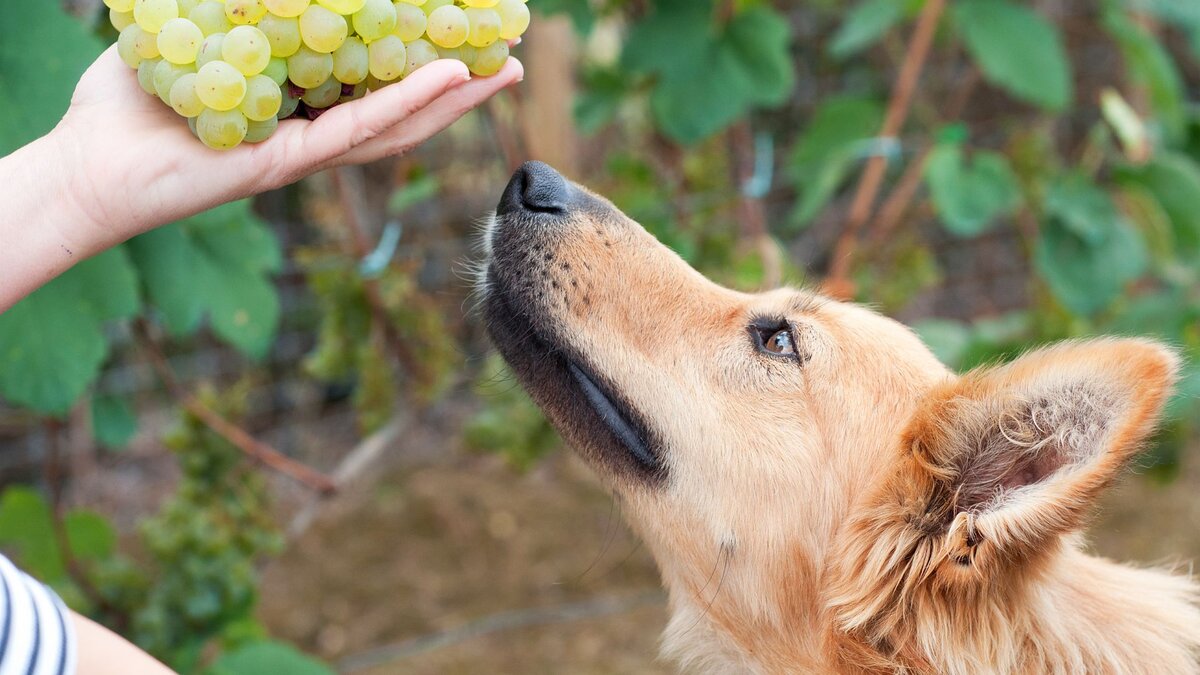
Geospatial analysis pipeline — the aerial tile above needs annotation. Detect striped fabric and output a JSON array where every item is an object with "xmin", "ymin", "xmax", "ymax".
[{"xmin": 0, "ymin": 555, "xmax": 75, "ymax": 675}]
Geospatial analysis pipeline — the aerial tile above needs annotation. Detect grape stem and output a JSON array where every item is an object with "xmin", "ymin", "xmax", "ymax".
[
  {"xmin": 822, "ymin": 0, "xmax": 948, "ymax": 300},
  {"xmin": 133, "ymin": 320, "xmax": 337, "ymax": 495}
]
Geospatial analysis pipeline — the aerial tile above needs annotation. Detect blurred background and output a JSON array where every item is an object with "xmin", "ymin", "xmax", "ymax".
[{"xmin": 2, "ymin": 0, "xmax": 1200, "ymax": 672}]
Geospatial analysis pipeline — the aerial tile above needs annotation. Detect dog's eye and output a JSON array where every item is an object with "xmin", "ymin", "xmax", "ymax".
[
  {"xmin": 750, "ymin": 322, "xmax": 802, "ymax": 361},
  {"xmin": 764, "ymin": 329, "xmax": 795, "ymax": 355}
]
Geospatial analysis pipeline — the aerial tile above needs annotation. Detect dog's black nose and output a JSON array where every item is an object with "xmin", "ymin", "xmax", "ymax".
[{"xmin": 497, "ymin": 161, "xmax": 570, "ymax": 216}]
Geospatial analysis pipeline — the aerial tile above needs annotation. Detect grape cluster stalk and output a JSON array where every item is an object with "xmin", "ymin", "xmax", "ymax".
[{"xmin": 109, "ymin": 0, "xmax": 531, "ymax": 149}]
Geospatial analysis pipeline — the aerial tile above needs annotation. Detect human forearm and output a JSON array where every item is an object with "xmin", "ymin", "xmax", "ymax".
[{"xmin": 72, "ymin": 611, "xmax": 178, "ymax": 675}]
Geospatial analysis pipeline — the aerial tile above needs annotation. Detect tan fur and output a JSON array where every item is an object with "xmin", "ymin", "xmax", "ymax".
[{"xmin": 483, "ymin": 183, "xmax": 1200, "ymax": 674}]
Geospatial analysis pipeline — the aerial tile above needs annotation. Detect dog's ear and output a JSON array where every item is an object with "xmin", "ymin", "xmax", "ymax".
[{"xmin": 905, "ymin": 338, "xmax": 1179, "ymax": 567}]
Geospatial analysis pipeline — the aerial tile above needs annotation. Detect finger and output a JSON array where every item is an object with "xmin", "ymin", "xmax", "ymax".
[
  {"xmin": 284, "ymin": 59, "xmax": 472, "ymax": 171},
  {"xmin": 333, "ymin": 58, "xmax": 524, "ymax": 167}
]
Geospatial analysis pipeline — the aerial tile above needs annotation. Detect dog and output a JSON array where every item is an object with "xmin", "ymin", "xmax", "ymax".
[{"xmin": 480, "ymin": 161, "xmax": 1200, "ymax": 674}]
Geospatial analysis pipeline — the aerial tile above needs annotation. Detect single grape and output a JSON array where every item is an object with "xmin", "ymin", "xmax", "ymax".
[
  {"xmin": 332, "ymin": 37, "xmax": 369, "ymax": 84},
  {"xmin": 315, "ymin": 0, "xmax": 366, "ymax": 14},
  {"xmin": 225, "ymin": 0, "xmax": 267, "ymax": 25},
  {"xmin": 425, "ymin": 5, "xmax": 468, "ymax": 48},
  {"xmin": 364, "ymin": 73, "xmax": 396, "ymax": 90},
  {"xmin": 461, "ymin": 0, "xmax": 498, "ymax": 7},
  {"xmin": 366, "ymin": 35, "xmax": 406, "ymax": 80},
  {"xmin": 137, "ymin": 58, "xmax": 160, "ymax": 95},
  {"xmin": 196, "ymin": 33, "xmax": 226, "ymax": 67},
  {"xmin": 464, "ymin": 8, "xmax": 500, "ymax": 48},
  {"xmin": 196, "ymin": 60, "xmax": 248, "ymax": 110},
  {"xmin": 262, "ymin": 57, "xmax": 290, "ymax": 86},
  {"xmin": 352, "ymin": 0, "xmax": 397, "ymax": 42},
  {"xmin": 223, "ymin": 25, "xmax": 272, "ymax": 75},
  {"xmin": 391, "ymin": 2, "xmax": 426, "ymax": 41},
  {"xmin": 286, "ymin": 46, "xmax": 334, "ymax": 87},
  {"xmin": 189, "ymin": 1, "xmax": 233, "ymax": 35},
  {"xmin": 299, "ymin": 5, "xmax": 348, "ymax": 53},
  {"xmin": 494, "ymin": 0, "xmax": 529, "ymax": 40},
  {"xmin": 245, "ymin": 117, "xmax": 279, "ymax": 143},
  {"xmin": 301, "ymin": 76, "xmax": 342, "ymax": 108},
  {"xmin": 133, "ymin": 25, "xmax": 162, "ymax": 59},
  {"xmin": 170, "ymin": 73, "xmax": 206, "ymax": 117},
  {"xmin": 197, "ymin": 108, "xmax": 249, "ymax": 149},
  {"xmin": 437, "ymin": 43, "xmax": 476, "ymax": 67},
  {"xmin": 110, "ymin": 9, "xmax": 136, "ymax": 31},
  {"xmin": 339, "ymin": 82, "xmax": 368, "ymax": 102},
  {"xmin": 117, "ymin": 24, "xmax": 147, "ymax": 67},
  {"xmin": 177, "ymin": 0, "xmax": 201, "ymax": 16},
  {"xmin": 469, "ymin": 38, "xmax": 507, "ymax": 76},
  {"xmin": 277, "ymin": 90, "xmax": 302, "ymax": 118},
  {"xmin": 421, "ymin": 0, "xmax": 453, "ymax": 15},
  {"xmin": 104, "ymin": 0, "xmax": 135, "ymax": 12},
  {"xmin": 153, "ymin": 59, "xmax": 195, "ymax": 101},
  {"xmin": 241, "ymin": 75, "xmax": 283, "ymax": 120},
  {"xmin": 402, "ymin": 38, "xmax": 438, "ymax": 76},
  {"xmin": 134, "ymin": 0, "xmax": 178, "ymax": 33},
  {"xmin": 397, "ymin": 0, "xmax": 426, "ymax": 6},
  {"xmin": 262, "ymin": 0, "xmax": 311, "ymax": 18},
  {"xmin": 157, "ymin": 18, "xmax": 204, "ymax": 64},
  {"xmin": 258, "ymin": 13, "xmax": 302, "ymax": 58}
]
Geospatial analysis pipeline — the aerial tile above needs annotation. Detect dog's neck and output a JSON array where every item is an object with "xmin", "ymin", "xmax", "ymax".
[{"xmin": 658, "ymin": 542, "xmax": 1200, "ymax": 674}]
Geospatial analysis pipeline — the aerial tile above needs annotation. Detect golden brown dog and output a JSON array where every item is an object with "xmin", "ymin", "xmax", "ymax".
[{"xmin": 481, "ymin": 162, "xmax": 1200, "ymax": 674}]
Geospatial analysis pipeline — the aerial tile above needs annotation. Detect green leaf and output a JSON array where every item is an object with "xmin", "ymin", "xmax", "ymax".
[
  {"xmin": 93, "ymin": 395, "xmax": 138, "ymax": 450},
  {"xmin": 0, "ymin": 487, "xmax": 64, "ymax": 581},
  {"xmin": 532, "ymin": 0, "xmax": 595, "ymax": 35},
  {"xmin": 574, "ymin": 67, "xmax": 629, "ymax": 135},
  {"xmin": 127, "ymin": 201, "xmax": 281, "ymax": 359},
  {"xmin": 913, "ymin": 319, "xmax": 971, "ymax": 370},
  {"xmin": 925, "ymin": 142, "xmax": 1021, "ymax": 237},
  {"xmin": 386, "ymin": 175, "xmax": 439, "ymax": 215},
  {"xmin": 1104, "ymin": 9, "xmax": 1186, "ymax": 144},
  {"xmin": 0, "ymin": 3, "xmax": 104, "ymax": 154},
  {"xmin": 0, "ymin": 249, "xmax": 139, "ymax": 414},
  {"xmin": 63, "ymin": 511, "xmax": 116, "ymax": 562},
  {"xmin": 788, "ymin": 95, "xmax": 884, "ymax": 227},
  {"xmin": 955, "ymin": 0, "xmax": 1072, "ymax": 111},
  {"xmin": 1035, "ymin": 176, "xmax": 1147, "ymax": 315},
  {"xmin": 829, "ymin": 0, "xmax": 906, "ymax": 59},
  {"xmin": 1115, "ymin": 153, "xmax": 1200, "ymax": 262},
  {"xmin": 207, "ymin": 642, "xmax": 334, "ymax": 675}
]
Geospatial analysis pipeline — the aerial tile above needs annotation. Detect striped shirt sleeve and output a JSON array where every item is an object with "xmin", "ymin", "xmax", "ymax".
[{"xmin": 0, "ymin": 554, "xmax": 75, "ymax": 675}]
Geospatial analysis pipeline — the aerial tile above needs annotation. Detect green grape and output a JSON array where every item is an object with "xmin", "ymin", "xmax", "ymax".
[
  {"xmin": 461, "ymin": 0, "xmax": 498, "ymax": 6},
  {"xmin": 189, "ymin": 1, "xmax": 233, "ymax": 35},
  {"xmin": 104, "ymin": 0, "xmax": 135, "ymax": 11},
  {"xmin": 364, "ymin": 72, "xmax": 396, "ymax": 90},
  {"xmin": 299, "ymin": 5, "xmax": 348, "ymax": 53},
  {"xmin": 301, "ymin": 76, "xmax": 342, "ymax": 108},
  {"xmin": 464, "ymin": 7, "xmax": 500, "ymax": 48},
  {"xmin": 153, "ymin": 59, "xmax": 195, "ymax": 101},
  {"xmin": 332, "ymin": 37, "xmax": 369, "ymax": 84},
  {"xmin": 169, "ymin": 73, "xmax": 205, "ymax": 117},
  {"xmin": 245, "ymin": 116, "xmax": 279, "ymax": 143},
  {"xmin": 468, "ymin": 38, "xmax": 506, "ymax": 76},
  {"xmin": 339, "ymin": 81, "xmax": 367, "ymax": 102},
  {"xmin": 352, "ymin": 0, "xmax": 397, "ymax": 42},
  {"xmin": 278, "ymin": 90, "xmax": 301, "ymax": 118},
  {"xmin": 421, "ymin": 0, "xmax": 453, "ymax": 15},
  {"xmin": 402, "ymin": 38, "xmax": 437, "ymax": 76},
  {"xmin": 195, "ymin": 60, "xmax": 248, "ymax": 110},
  {"xmin": 263, "ymin": 0, "xmax": 311, "ymax": 18},
  {"xmin": 397, "ymin": 0, "xmax": 425, "ymax": 5},
  {"xmin": 262, "ymin": 56, "xmax": 289, "ymax": 85},
  {"xmin": 196, "ymin": 32, "xmax": 226, "ymax": 67},
  {"xmin": 117, "ymin": 24, "xmax": 147, "ymax": 67},
  {"xmin": 366, "ymin": 35, "xmax": 406, "ymax": 80},
  {"xmin": 437, "ymin": 43, "xmax": 476, "ymax": 67},
  {"xmin": 133, "ymin": 25, "xmax": 162, "ymax": 59},
  {"xmin": 258, "ymin": 13, "xmax": 301, "ymax": 57},
  {"xmin": 286, "ymin": 46, "xmax": 334, "ymax": 87},
  {"xmin": 391, "ymin": 2, "xmax": 426, "ymax": 41},
  {"xmin": 110, "ymin": 8, "xmax": 136, "ymax": 31},
  {"xmin": 225, "ymin": 0, "xmax": 267, "ymax": 25},
  {"xmin": 425, "ymin": 5, "xmax": 468, "ymax": 48},
  {"xmin": 134, "ymin": 0, "xmax": 178, "ymax": 33},
  {"xmin": 494, "ymin": 0, "xmax": 529, "ymax": 40},
  {"xmin": 222, "ymin": 25, "xmax": 271, "ymax": 75},
  {"xmin": 197, "ymin": 108, "xmax": 249, "ymax": 149},
  {"xmin": 315, "ymin": 0, "xmax": 366, "ymax": 14},
  {"xmin": 137, "ymin": 59, "xmax": 160, "ymax": 96},
  {"xmin": 240, "ymin": 74, "xmax": 283, "ymax": 120},
  {"xmin": 177, "ymin": 0, "xmax": 200, "ymax": 14},
  {"xmin": 156, "ymin": 17, "xmax": 204, "ymax": 64}
]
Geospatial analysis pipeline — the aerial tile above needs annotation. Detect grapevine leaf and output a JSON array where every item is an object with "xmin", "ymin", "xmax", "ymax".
[
  {"xmin": 1115, "ymin": 153, "xmax": 1200, "ymax": 263},
  {"xmin": 0, "ymin": 487, "xmax": 64, "ymax": 581},
  {"xmin": 127, "ymin": 201, "xmax": 281, "ymax": 360},
  {"xmin": 1104, "ymin": 9, "xmax": 1186, "ymax": 144},
  {"xmin": 829, "ymin": 0, "xmax": 906, "ymax": 59},
  {"xmin": 0, "ymin": 2, "xmax": 103, "ymax": 154},
  {"xmin": 207, "ymin": 641, "xmax": 334, "ymax": 675},
  {"xmin": 93, "ymin": 395, "xmax": 139, "ymax": 450},
  {"xmin": 0, "ymin": 248, "xmax": 139, "ymax": 415},
  {"xmin": 787, "ymin": 95, "xmax": 884, "ymax": 227},
  {"xmin": 954, "ymin": 0, "xmax": 1072, "ymax": 111},
  {"xmin": 925, "ymin": 142, "xmax": 1021, "ymax": 237},
  {"xmin": 1043, "ymin": 172, "xmax": 1116, "ymax": 245}
]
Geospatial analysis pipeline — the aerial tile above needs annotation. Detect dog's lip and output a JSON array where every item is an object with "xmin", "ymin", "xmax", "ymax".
[{"xmin": 566, "ymin": 361, "xmax": 657, "ymax": 469}]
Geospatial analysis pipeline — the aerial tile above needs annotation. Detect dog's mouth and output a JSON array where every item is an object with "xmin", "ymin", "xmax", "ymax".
[{"xmin": 483, "ymin": 271, "xmax": 666, "ymax": 483}]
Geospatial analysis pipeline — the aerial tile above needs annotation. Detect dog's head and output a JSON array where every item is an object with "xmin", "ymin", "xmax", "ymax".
[{"xmin": 481, "ymin": 162, "xmax": 1180, "ymax": 671}]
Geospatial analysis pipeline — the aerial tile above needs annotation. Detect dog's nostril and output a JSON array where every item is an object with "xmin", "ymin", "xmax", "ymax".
[{"xmin": 498, "ymin": 161, "xmax": 571, "ymax": 215}]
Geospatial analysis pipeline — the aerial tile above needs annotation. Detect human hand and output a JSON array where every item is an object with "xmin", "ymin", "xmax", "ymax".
[{"xmin": 51, "ymin": 45, "xmax": 523, "ymax": 255}]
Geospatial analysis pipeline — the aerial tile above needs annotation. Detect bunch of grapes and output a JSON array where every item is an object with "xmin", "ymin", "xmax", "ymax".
[{"xmin": 107, "ymin": 0, "xmax": 531, "ymax": 150}]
